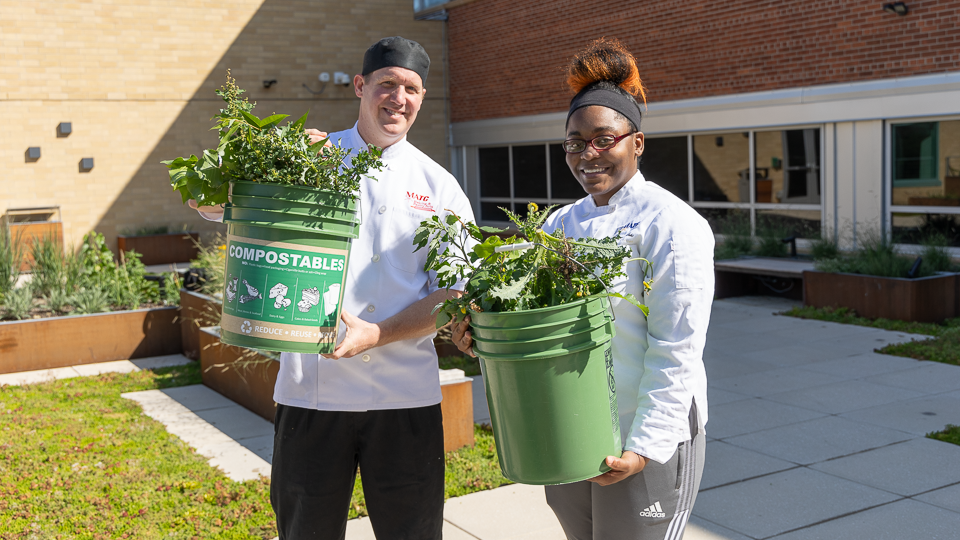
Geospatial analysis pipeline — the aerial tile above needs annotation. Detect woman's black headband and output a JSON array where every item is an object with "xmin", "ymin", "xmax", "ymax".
[{"xmin": 566, "ymin": 85, "xmax": 643, "ymax": 131}]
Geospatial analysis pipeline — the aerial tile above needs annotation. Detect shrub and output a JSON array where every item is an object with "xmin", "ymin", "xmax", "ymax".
[
  {"xmin": 2, "ymin": 284, "xmax": 34, "ymax": 320},
  {"xmin": 815, "ymin": 235, "xmax": 933, "ymax": 278},
  {"xmin": 0, "ymin": 227, "xmax": 23, "ymax": 297},
  {"xmin": 30, "ymin": 234, "xmax": 65, "ymax": 297},
  {"xmin": 44, "ymin": 287, "xmax": 73, "ymax": 314},
  {"xmin": 810, "ymin": 236, "xmax": 840, "ymax": 261},
  {"xmin": 70, "ymin": 285, "xmax": 111, "ymax": 315},
  {"xmin": 920, "ymin": 234, "xmax": 953, "ymax": 273},
  {"xmin": 187, "ymin": 234, "xmax": 227, "ymax": 297}
]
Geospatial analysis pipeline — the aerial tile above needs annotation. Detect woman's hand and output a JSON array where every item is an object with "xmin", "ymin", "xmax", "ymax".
[
  {"xmin": 451, "ymin": 315, "xmax": 476, "ymax": 358},
  {"xmin": 587, "ymin": 451, "xmax": 649, "ymax": 486}
]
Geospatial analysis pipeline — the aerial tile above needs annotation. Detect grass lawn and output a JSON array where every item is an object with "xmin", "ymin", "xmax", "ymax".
[
  {"xmin": 781, "ymin": 306, "xmax": 960, "ymax": 366},
  {"xmin": 928, "ymin": 424, "xmax": 960, "ymax": 446},
  {"xmin": 438, "ymin": 355, "xmax": 482, "ymax": 377},
  {"xmin": 0, "ymin": 362, "xmax": 510, "ymax": 539}
]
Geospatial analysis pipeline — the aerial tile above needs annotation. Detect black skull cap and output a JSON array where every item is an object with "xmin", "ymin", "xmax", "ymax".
[{"xmin": 362, "ymin": 36, "xmax": 430, "ymax": 85}]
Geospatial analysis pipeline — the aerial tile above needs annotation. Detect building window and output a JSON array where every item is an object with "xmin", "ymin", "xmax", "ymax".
[
  {"xmin": 889, "ymin": 118, "xmax": 960, "ymax": 248},
  {"xmin": 892, "ymin": 122, "xmax": 939, "ymax": 188},
  {"xmin": 639, "ymin": 136, "xmax": 688, "ymax": 200},
  {"xmin": 473, "ymin": 127, "xmax": 823, "ymax": 238},
  {"xmin": 477, "ymin": 143, "xmax": 581, "ymax": 223}
]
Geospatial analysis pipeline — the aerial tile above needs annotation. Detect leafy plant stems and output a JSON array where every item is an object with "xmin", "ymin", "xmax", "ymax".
[
  {"xmin": 415, "ymin": 203, "xmax": 652, "ymax": 328},
  {"xmin": 163, "ymin": 71, "xmax": 384, "ymax": 206}
]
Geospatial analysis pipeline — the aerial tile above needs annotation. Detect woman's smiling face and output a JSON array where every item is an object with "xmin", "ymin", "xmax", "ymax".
[{"xmin": 565, "ymin": 105, "xmax": 644, "ymax": 206}]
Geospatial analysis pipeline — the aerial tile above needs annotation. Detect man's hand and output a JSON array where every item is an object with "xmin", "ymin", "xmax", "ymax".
[
  {"xmin": 587, "ymin": 451, "xmax": 649, "ymax": 487},
  {"xmin": 187, "ymin": 199, "xmax": 225, "ymax": 218},
  {"xmin": 305, "ymin": 129, "xmax": 334, "ymax": 147},
  {"xmin": 324, "ymin": 311, "xmax": 381, "ymax": 359},
  {"xmin": 451, "ymin": 315, "xmax": 476, "ymax": 358}
]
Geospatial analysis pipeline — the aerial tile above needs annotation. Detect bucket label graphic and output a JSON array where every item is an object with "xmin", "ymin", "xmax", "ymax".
[
  {"xmin": 605, "ymin": 347, "xmax": 620, "ymax": 437},
  {"xmin": 220, "ymin": 235, "xmax": 349, "ymax": 345}
]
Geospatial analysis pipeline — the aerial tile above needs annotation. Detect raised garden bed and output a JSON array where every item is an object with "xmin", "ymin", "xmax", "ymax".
[
  {"xmin": 0, "ymin": 306, "xmax": 181, "ymax": 374},
  {"xmin": 198, "ymin": 326, "xmax": 474, "ymax": 452},
  {"xmin": 118, "ymin": 232, "xmax": 200, "ymax": 265},
  {"xmin": 803, "ymin": 270, "xmax": 959, "ymax": 323},
  {"xmin": 180, "ymin": 289, "xmax": 222, "ymax": 360}
]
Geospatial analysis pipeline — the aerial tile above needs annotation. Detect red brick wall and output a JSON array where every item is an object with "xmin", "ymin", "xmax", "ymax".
[{"xmin": 448, "ymin": 0, "xmax": 960, "ymax": 123}]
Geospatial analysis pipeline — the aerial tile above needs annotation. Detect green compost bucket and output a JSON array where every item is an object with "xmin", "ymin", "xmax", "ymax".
[
  {"xmin": 470, "ymin": 297, "xmax": 622, "ymax": 485},
  {"xmin": 219, "ymin": 181, "xmax": 359, "ymax": 354}
]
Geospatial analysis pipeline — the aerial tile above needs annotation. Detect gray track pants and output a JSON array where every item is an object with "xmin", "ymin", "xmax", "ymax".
[{"xmin": 545, "ymin": 405, "xmax": 705, "ymax": 540}]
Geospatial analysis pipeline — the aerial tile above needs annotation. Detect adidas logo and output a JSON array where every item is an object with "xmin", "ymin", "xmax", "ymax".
[{"xmin": 639, "ymin": 501, "xmax": 666, "ymax": 518}]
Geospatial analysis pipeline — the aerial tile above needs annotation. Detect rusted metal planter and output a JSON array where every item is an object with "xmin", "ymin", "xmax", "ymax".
[
  {"xmin": 118, "ymin": 232, "xmax": 200, "ymax": 265},
  {"xmin": 180, "ymin": 289, "xmax": 221, "ymax": 360},
  {"xmin": 198, "ymin": 326, "xmax": 474, "ymax": 451},
  {"xmin": 0, "ymin": 306, "xmax": 181, "ymax": 374},
  {"xmin": 803, "ymin": 270, "xmax": 959, "ymax": 323}
]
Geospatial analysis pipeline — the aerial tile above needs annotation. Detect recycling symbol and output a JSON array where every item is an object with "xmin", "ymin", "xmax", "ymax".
[{"xmin": 240, "ymin": 320, "xmax": 253, "ymax": 334}]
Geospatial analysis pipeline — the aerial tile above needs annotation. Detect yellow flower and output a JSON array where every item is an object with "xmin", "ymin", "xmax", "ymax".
[
  {"xmin": 218, "ymin": 245, "xmax": 226, "ymax": 251},
  {"xmin": 527, "ymin": 202, "xmax": 538, "ymax": 213},
  {"xmin": 643, "ymin": 280, "xmax": 652, "ymax": 292}
]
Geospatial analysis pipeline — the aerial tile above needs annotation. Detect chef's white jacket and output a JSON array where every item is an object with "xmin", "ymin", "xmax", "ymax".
[
  {"xmin": 543, "ymin": 172, "xmax": 714, "ymax": 464},
  {"xmin": 204, "ymin": 124, "xmax": 475, "ymax": 411}
]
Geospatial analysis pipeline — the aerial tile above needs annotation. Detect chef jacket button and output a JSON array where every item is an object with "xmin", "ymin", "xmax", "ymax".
[
  {"xmin": 372, "ymin": 254, "xmax": 381, "ymax": 263},
  {"xmin": 362, "ymin": 354, "xmax": 371, "ymax": 363},
  {"xmin": 367, "ymin": 305, "xmax": 375, "ymax": 313},
  {"xmin": 378, "ymin": 205, "xmax": 387, "ymax": 214}
]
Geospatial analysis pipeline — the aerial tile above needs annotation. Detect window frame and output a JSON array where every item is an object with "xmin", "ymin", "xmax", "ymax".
[
  {"xmin": 884, "ymin": 115, "xmax": 960, "ymax": 251},
  {"xmin": 475, "ymin": 141, "xmax": 581, "ymax": 226}
]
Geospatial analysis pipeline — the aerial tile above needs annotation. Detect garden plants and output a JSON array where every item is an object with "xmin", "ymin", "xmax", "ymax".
[{"xmin": 162, "ymin": 72, "xmax": 384, "ymax": 354}]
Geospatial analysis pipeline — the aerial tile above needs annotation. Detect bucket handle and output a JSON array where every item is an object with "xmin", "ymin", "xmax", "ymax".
[{"xmin": 492, "ymin": 242, "xmax": 619, "ymax": 322}]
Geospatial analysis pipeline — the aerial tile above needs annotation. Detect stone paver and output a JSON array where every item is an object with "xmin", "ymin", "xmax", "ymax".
[
  {"xmin": 841, "ymin": 393, "xmax": 960, "ymax": 436},
  {"xmin": 811, "ymin": 438, "xmax": 960, "ymax": 497},
  {"xmin": 724, "ymin": 415, "xmax": 913, "ymax": 465},
  {"xmin": 700, "ymin": 440, "xmax": 796, "ymax": 490},
  {"xmin": 706, "ymin": 398, "xmax": 825, "ymax": 440},
  {"xmin": 695, "ymin": 468, "xmax": 900, "ymax": 539},
  {"xmin": 773, "ymin": 499, "xmax": 960, "ymax": 540}
]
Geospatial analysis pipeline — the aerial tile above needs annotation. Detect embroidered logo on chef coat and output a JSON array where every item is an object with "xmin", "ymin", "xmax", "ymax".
[
  {"xmin": 616, "ymin": 220, "xmax": 641, "ymax": 237},
  {"xmin": 406, "ymin": 191, "xmax": 436, "ymax": 213}
]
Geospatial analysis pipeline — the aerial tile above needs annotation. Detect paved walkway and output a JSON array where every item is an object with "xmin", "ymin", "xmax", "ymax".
[{"xmin": 7, "ymin": 296, "xmax": 960, "ymax": 539}]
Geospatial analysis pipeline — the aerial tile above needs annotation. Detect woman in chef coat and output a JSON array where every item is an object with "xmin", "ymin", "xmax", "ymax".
[{"xmin": 454, "ymin": 38, "xmax": 715, "ymax": 540}]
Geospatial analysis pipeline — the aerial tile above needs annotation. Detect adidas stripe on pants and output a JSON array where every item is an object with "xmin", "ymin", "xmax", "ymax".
[{"xmin": 544, "ymin": 404, "xmax": 705, "ymax": 540}]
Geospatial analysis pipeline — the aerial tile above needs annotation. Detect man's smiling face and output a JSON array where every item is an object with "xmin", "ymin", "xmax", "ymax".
[{"xmin": 354, "ymin": 66, "xmax": 425, "ymax": 148}]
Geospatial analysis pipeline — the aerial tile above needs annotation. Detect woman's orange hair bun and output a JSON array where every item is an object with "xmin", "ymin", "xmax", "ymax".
[{"xmin": 566, "ymin": 38, "xmax": 647, "ymax": 106}]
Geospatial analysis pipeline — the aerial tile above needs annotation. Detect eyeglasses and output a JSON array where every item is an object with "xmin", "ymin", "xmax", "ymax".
[{"xmin": 562, "ymin": 132, "xmax": 635, "ymax": 154}]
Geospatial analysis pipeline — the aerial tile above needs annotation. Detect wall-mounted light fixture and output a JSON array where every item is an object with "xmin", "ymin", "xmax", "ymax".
[
  {"xmin": 883, "ymin": 2, "xmax": 908, "ymax": 15},
  {"xmin": 26, "ymin": 147, "xmax": 41, "ymax": 162},
  {"xmin": 262, "ymin": 79, "xmax": 277, "ymax": 89},
  {"xmin": 57, "ymin": 122, "xmax": 72, "ymax": 137},
  {"xmin": 303, "ymin": 72, "xmax": 330, "ymax": 95},
  {"xmin": 333, "ymin": 72, "xmax": 351, "ymax": 86},
  {"xmin": 79, "ymin": 157, "xmax": 94, "ymax": 172},
  {"xmin": 715, "ymin": 136, "xmax": 724, "ymax": 147}
]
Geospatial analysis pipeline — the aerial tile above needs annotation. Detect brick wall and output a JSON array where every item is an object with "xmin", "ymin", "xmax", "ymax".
[
  {"xmin": 448, "ymin": 0, "xmax": 960, "ymax": 123},
  {"xmin": 1, "ymin": 0, "xmax": 446, "ymax": 251}
]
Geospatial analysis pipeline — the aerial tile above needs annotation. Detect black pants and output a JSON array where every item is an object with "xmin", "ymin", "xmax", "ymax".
[{"xmin": 271, "ymin": 403, "xmax": 445, "ymax": 540}]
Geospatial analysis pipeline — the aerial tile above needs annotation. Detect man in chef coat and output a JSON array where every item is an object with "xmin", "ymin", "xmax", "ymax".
[{"xmin": 193, "ymin": 36, "xmax": 474, "ymax": 540}]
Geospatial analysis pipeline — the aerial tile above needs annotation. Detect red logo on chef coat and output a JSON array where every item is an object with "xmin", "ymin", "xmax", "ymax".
[{"xmin": 406, "ymin": 191, "xmax": 436, "ymax": 213}]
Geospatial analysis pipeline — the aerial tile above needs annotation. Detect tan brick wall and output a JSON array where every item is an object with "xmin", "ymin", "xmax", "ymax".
[
  {"xmin": 1, "ymin": 0, "xmax": 448, "ymax": 252},
  {"xmin": 447, "ymin": 0, "xmax": 960, "ymax": 123}
]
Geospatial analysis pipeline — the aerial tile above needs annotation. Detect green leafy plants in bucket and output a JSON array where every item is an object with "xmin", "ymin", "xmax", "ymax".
[
  {"xmin": 415, "ymin": 203, "xmax": 651, "ymax": 485},
  {"xmin": 162, "ymin": 73, "xmax": 384, "ymax": 354}
]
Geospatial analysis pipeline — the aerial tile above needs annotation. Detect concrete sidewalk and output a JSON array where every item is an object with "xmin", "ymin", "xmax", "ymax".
[{"xmin": 9, "ymin": 296, "xmax": 960, "ymax": 539}]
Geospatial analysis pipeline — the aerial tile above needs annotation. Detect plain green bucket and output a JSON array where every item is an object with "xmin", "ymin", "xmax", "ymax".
[
  {"xmin": 476, "ymin": 334, "xmax": 621, "ymax": 485},
  {"xmin": 219, "ymin": 182, "xmax": 357, "ymax": 354},
  {"xmin": 470, "ymin": 296, "xmax": 620, "ymax": 485},
  {"xmin": 470, "ymin": 309, "xmax": 609, "ymax": 342},
  {"xmin": 473, "ymin": 319, "xmax": 614, "ymax": 355}
]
